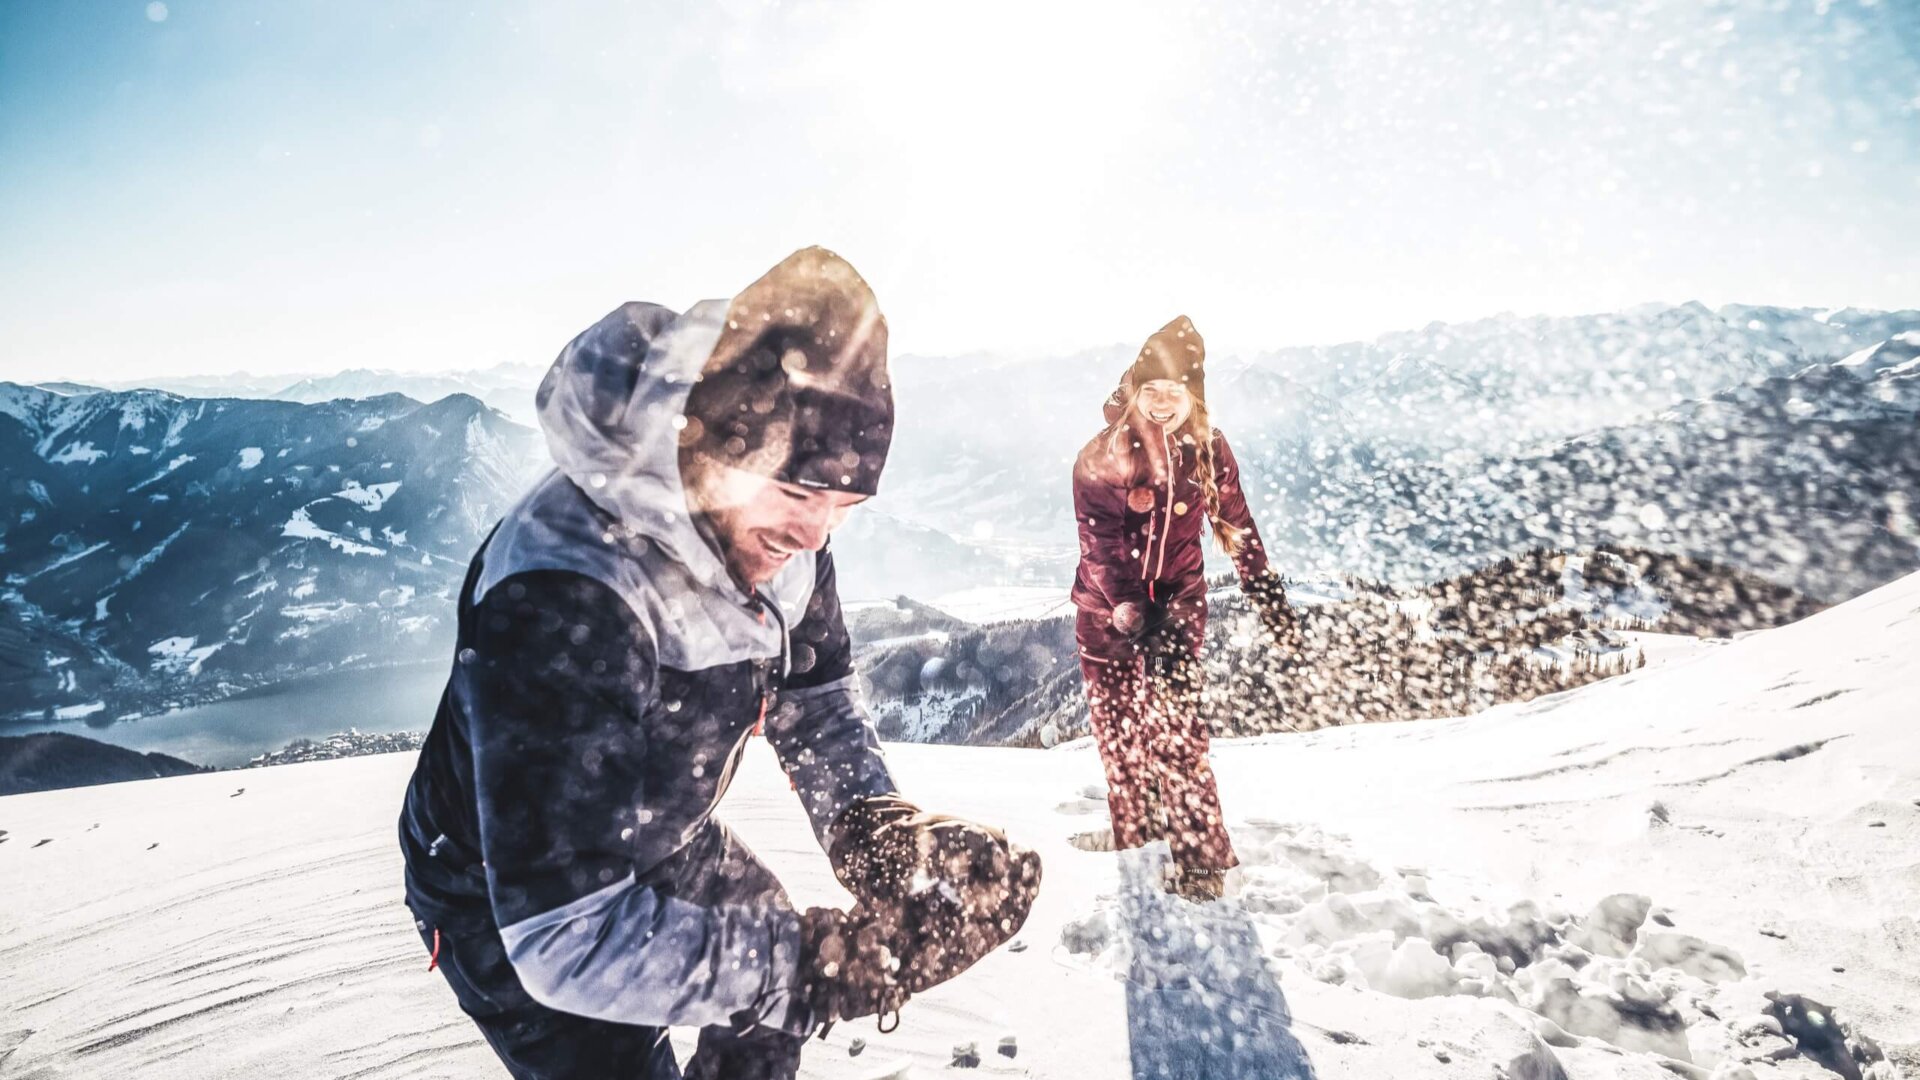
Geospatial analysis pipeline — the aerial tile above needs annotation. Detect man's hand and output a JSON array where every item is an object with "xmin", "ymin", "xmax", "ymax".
[
  {"xmin": 829, "ymin": 795, "xmax": 1012, "ymax": 905},
  {"xmin": 825, "ymin": 795, "xmax": 1042, "ymax": 995},
  {"xmin": 796, "ymin": 905, "xmax": 911, "ymax": 1027}
]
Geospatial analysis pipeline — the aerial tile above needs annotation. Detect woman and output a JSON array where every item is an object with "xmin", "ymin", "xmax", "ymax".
[{"xmin": 1070, "ymin": 315, "xmax": 1299, "ymax": 901}]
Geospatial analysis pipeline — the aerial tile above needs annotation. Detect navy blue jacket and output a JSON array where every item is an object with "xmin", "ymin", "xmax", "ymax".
[{"xmin": 399, "ymin": 300, "xmax": 897, "ymax": 1035}]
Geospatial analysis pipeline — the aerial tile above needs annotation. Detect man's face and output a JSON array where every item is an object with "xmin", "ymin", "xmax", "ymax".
[{"xmin": 686, "ymin": 462, "xmax": 867, "ymax": 587}]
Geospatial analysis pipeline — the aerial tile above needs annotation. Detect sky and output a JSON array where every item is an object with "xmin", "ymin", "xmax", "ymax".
[{"xmin": 2, "ymin": 0, "xmax": 1917, "ymax": 383}]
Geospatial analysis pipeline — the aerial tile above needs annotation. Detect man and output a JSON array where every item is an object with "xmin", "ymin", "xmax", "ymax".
[{"xmin": 398, "ymin": 248, "xmax": 1040, "ymax": 1079}]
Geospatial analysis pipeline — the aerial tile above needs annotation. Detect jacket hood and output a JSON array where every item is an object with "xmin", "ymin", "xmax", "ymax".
[{"xmin": 535, "ymin": 298, "xmax": 735, "ymax": 589}]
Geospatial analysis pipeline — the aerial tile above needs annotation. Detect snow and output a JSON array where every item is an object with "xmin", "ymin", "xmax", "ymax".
[
  {"xmin": 129, "ymin": 453, "xmax": 196, "ymax": 492},
  {"xmin": 3, "ymin": 573, "xmax": 1917, "ymax": 1078},
  {"xmin": 47, "ymin": 440, "xmax": 106, "ymax": 465},
  {"xmin": 1617, "ymin": 630, "xmax": 1720, "ymax": 669},
  {"xmin": 158, "ymin": 406, "xmax": 194, "ymax": 450},
  {"xmin": 31, "ymin": 540, "xmax": 110, "ymax": 578},
  {"xmin": 279, "ymin": 601, "xmax": 358, "ymax": 623},
  {"xmin": 333, "ymin": 480, "xmax": 401, "ymax": 512},
  {"xmin": 1835, "ymin": 334, "xmax": 1920, "ymax": 379},
  {"xmin": 929, "ymin": 585, "xmax": 1074, "ymax": 623},
  {"xmin": 146, "ymin": 635, "xmax": 222, "ymax": 676},
  {"xmin": 112, "ymin": 523, "xmax": 190, "ymax": 586},
  {"xmin": 1558, "ymin": 554, "xmax": 1670, "ymax": 625},
  {"xmin": 50, "ymin": 700, "xmax": 107, "ymax": 720},
  {"xmin": 281, "ymin": 505, "xmax": 385, "ymax": 556},
  {"xmin": 237, "ymin": 446, "xmax": 264, "ymax": 470}
]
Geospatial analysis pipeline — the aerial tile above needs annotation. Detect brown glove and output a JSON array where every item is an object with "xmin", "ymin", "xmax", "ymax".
[
  {"xmin": 827, "ymin": 795, "xmax": 1042, "ymax": 995},
  {"xmin": 795, "ymin": 904, "xmax": 912, "ymax": 1029}
]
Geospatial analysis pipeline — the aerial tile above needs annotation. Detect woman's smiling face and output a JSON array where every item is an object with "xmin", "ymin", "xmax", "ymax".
[{"xmin": 1135, "ymin": 378, "xmax": 1193, "ymax": 431}]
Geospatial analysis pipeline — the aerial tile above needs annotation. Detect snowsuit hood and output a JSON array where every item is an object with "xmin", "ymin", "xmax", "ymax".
[{"xmin": 1125, "ymin": 314, "xmax": 1206, "ymax": 400}]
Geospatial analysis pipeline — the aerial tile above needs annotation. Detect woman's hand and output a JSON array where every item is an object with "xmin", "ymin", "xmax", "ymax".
[{"xmin": 1244, "ymin": 571, "xmax": 1304, "ymax": 655}]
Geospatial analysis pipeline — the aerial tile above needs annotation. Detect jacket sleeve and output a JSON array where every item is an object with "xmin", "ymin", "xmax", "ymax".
[
  {"xmin": 1073, "ymin": 453, "xmax": 1151, "ymax": 611},
  {"xmin": 765, "ymin": 544, "xmax": 899, "ymax": 846},
  {"xmin": 462, "ymin": 571, "xmax": 806, "ymax": 1033},
  {"xmin": 1210, "ymin": 431, "xmax": 1274, "ymax": 581}
]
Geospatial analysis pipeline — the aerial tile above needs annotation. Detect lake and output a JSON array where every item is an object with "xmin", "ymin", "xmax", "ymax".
[{"xmin": 5, "ymin": 662, "xmax": 451, "ymax": 769}]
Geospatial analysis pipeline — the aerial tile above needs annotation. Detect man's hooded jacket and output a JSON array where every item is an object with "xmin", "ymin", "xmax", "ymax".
[{"xmin": 399, "ymin": 249, "xmax": 898, "ymax": 1035}]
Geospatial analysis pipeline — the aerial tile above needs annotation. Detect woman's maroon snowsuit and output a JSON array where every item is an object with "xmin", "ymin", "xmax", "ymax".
[{"xmin": 1070, "ymin": 407, "xmax": 1272, "ymax": 874}]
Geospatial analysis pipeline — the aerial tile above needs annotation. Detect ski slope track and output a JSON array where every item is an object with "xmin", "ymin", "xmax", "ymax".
[{"xmin": 3, "ymin": 573, "xmax": 1917, "ymax": 1078}]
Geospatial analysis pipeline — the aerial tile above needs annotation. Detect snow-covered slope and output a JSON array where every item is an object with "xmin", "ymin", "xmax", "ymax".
[{"xmin": 4, "ymin": 572, "xmax": 1915, "ymax": 1078}]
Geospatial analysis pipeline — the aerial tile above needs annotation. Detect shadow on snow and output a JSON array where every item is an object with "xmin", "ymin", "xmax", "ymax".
[{"xmin": 1116, "ymin": 848, "xmax": 1318, "ymax": 1080}]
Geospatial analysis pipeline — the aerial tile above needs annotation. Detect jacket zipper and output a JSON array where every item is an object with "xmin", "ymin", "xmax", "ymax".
[
  {"xmin": 750, "ymin": 589, "xmax": 791, "ymax": 736},
  {"xmin": 1153, "ymin": 429, "xmax": 1176, "ymax": 581},
  {"xmin": 1137, "ymin": 429, "xmax": 1180, "ymax": 589}
]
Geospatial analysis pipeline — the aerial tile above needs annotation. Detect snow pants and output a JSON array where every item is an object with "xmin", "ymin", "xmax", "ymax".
[
  {"xmin": 1075, "ymin": 597, "xmax": 1238, "ymax": 874},
  {"xmin": 414, "ymin": 820, "xmax": 804, "ymax": 1080}
]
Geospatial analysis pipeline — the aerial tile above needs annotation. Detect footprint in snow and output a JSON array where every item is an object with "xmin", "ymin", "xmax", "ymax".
[
  {"xmin": 230, "ymin": 788, "xmax": 246, "ymax": 798},
  {"xmin": 1069, "ymin": 827, "xmax": 1116, "ymax": 852},
  {"xmin": 0, "ymin": 1027, "xmax": 36, "ymax": 1069},
  {"xmin": 32, "ymin": 839, "xmax": 52, "ymax": 849},
  {"xmin": 1055, "ymin": 784, "xmax": 1110, "ymax": 816}
]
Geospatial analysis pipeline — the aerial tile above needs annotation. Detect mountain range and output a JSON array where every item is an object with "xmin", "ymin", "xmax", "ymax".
[
  {"xmin": 1235, "ymin": 333, "xmax": 1920, "ymax": 600},
  {"xmin": 0, "ymin": 385, "xmax": 544, "ymax": 721},
  {"xmin": 5, "ymin": 302, "xmax": 1916, "ymax": 724},
  {"xmin": 89, "ymin": 362, "xmax": 551, "ymax": 425}
]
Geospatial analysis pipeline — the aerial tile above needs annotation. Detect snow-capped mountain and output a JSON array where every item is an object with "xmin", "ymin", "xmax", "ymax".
[
  {"xmin": 877, "ymin": 303, "xmax": 1920, "ymax": 558},
  {"xmin": 1832, "ymin": 331, "xmax": 1920, "ymax": 380},
  {"xmin": 271, "ymin": 363, "xmax": 546, "ymax": 425},
  {"xmin": 70, "ymin": 301, "xmax": 1917, "ymax": 582},
  {"xmin": 0, "ymin": 384, "xmax": 545, "ymax": 722},
  {"xmin": 11, "ymin": 302, "xmax": 1910, "ymax": 729},
  {"xmin": 1244, "ymin": 343, "xmax": 1920, "ymax": 602},
  {"xmin": 95, "ymin": 371, "xmax": 312, "ymax": 399},
  {"xmin": 1718, "ymin": 304, "xmax": 1920, "ymax": 362},
  {"xmin": 97, "ymin": 363, "xmax": 550, "ymax": 425}
]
